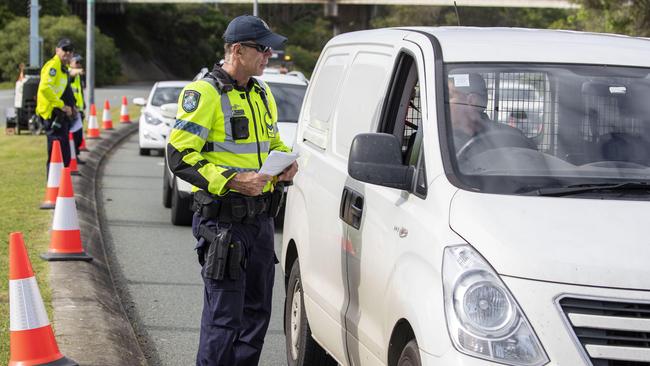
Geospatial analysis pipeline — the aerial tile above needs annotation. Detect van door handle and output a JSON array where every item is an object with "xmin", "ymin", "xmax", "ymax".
[{"xmin": 340, "ymin": 187, "xmax": 364, "ymax": 230}]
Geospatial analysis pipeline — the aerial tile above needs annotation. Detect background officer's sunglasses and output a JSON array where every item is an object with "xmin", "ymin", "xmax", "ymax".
[{"xmin": 239, "ymin": 42, "xmax": 271, "ymax": 53}]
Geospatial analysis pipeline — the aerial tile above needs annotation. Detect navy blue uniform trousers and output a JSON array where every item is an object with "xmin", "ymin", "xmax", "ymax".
[
  {"xmin": 46, "ymin": 122, "xmax": 70, "ymax": 176},
  {"xmin": 192, "ymin": 213, "xmax": 276, "ymax": 366}
]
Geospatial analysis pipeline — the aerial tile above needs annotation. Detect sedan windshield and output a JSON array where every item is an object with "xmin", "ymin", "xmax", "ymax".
[
  {"xmin": 267, "ymin": 83, "xmax": 307, "ymax": 122},
  {"xmin": 445, "ymin": 63, "xmax": 650, "ymax": 194},
  {"xmin": 151, "ymin": 87, "xmax": 183, "ymax": 107}
]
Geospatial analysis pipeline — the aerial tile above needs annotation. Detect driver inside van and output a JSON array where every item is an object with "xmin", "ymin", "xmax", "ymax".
[
  {"xmin": 448, "ymin": 72, "xmax": 532, "ymax": 156},
  {"xmin": 447, "ymin": 72, "xmax": 493, "ymax": 151}
]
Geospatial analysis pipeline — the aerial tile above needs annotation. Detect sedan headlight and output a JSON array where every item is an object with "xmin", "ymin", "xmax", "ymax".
[
  {"xmin": 443, "ymin": 245, "xmax": 548, "ymax": 366},
  {"xmin": 144, "ymin": 112, "xmax": 162, "ymax": 125}
]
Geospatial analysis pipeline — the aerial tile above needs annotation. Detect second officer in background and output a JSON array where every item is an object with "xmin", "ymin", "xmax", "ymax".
[
  {"xmin": 69, "ymin": 53, "xmax": 85, "ymax": 163},
  {"xmin": 166, "ymin": 14, "xmax": 298, "ymax": 366}
]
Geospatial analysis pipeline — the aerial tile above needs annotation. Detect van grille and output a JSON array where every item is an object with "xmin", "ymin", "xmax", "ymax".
[{"xmin": 559, "ymin": 297, "xmax": 650, "ymax": 366}]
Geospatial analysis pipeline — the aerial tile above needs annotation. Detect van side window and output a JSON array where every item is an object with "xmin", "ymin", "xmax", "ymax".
[
  {"xmin": 379, "ymin": 52, "xmax": 427, "ymax": 197},
  {"xmin": 334, "ymin": 50, "xmax": 393, "ymax": 158},
  {"xmin": 303, "ymin": 52, "xmax": 349, "ymax": 149}
]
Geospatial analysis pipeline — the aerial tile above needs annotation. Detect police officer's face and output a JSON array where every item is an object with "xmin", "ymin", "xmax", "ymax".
[
  {"xmin": 56, "ymin": 47, "xmax": 73, "ymax": 64},
  {"xmin": 237, "ymin": 42, "xmax": 272, "ymax": 77}
]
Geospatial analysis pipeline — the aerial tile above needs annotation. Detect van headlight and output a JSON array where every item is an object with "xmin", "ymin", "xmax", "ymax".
[
  {"xmin": 443, "ymin": 245, "xmax": 548, "ymax": 366},
  {"xmin": 144, "ymin": 112, "xmax": 162, "ymax": 125}
]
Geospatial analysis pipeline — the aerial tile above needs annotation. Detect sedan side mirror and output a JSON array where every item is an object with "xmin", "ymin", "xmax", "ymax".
[
  {"xmin": 133, "ymin": 97, "xmax": 147, "ymax": 106},
  {"xmin": 160, "ymin": 103, "xmax": 178, "ymax": 119},
  {"xmin": 348, "ymin": 133, "xmax": 415, "ymax": 191}
]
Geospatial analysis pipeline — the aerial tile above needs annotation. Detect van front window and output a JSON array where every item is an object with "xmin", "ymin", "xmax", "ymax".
[{"xmin": 444, "ymin": 64, "xmax": 650, "ymax": 196}]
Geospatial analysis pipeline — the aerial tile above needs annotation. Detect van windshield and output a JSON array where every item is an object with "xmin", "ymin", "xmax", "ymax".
[{"xmin": 444, "ymin": 64, "xmax": 650, "ymax": 194}]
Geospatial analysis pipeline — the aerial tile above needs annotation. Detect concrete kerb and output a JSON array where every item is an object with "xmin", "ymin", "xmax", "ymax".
[{"xmin": 48, "ymin": 123, "xmax": 148, "ymax": 365}]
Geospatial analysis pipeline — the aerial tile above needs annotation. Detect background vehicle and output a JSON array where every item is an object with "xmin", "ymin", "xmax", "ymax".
[
  {"xmin": 134, "ymin": 80, "xmax": 189, "ymax": 155},
  {"xmin": 5, "ymin": 67, "xmax": 42, "ymax": 135},
  {"xmin": 162, "ymin": 70, "xmax": 308, "ymax": 226},
  {"xmin": 281, "ymin": 27, "xmax": 650, "ymax": 366}
]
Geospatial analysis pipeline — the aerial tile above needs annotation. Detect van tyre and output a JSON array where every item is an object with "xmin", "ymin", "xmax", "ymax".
[
  {"xmin": 397, "ymin": 339, "xmax": 421, "ymax": 366},
  {"xmin": 139, "ymin": 148, "xmax": 150, "ymax": 156},
  {"xmin": 170, "ymin": 180, "xmax": 192, "ymax": 226},
  {"xmin": 285, "ymin": 259, "xmax": 336, "ymax": 366},
  {"xmin": 162, "ymin": 159, "xmax": 172, "ymax": 208}
]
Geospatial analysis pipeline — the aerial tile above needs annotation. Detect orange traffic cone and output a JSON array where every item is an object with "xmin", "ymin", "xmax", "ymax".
[
  {"xmin": 9, "ymin": 232, "xmax": 79, "ymax": 366},
  {"xmin": 102, "ymin": 99, "xmax": 114, "ymax": 130},
  {"xmin": 87, "ymin": 104, "xmax": 100, "ymax": 139},
  {"xmin": 40, "ymin": 168, "xmax": 92, "ymax": 261},
  {"xmin": 40, "ymin": 140, "xmax": 63, "ymax": 209},
  {"xmin": 120, "ymin": 96, "xmax": 131, "ymax": 124},
  {"xmin": 68, "ymin": 132, "xmax": 79, "ymax": 176},
  {"xmin": 80, "ymin": 136, "xmax": 88, "ymax": 151}
]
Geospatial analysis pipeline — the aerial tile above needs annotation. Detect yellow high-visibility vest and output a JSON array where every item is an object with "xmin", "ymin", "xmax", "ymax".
[
  {"xmin": 168, "ymin": 74, "xmax": 290, "ymax": 196},
  {"xmin": 36, "ymin": 55, "xmax": 68, "ymax": 120}
]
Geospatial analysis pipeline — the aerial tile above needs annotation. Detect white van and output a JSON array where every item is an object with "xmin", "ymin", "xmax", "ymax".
[{"xmin": 281, "ymin": 27, "xmax": 650, "ymax": 366}]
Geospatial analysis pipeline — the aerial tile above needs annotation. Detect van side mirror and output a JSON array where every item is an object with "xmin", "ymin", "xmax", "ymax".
[{"xmin": 348, "ymin": 133, "xmax": 415, "ymax": 191}]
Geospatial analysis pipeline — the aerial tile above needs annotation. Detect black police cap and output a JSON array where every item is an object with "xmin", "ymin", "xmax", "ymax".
[
  {"xmin": 223, "ymin": 15, "xmax": 287, "ymax": 50},
  {"xmin": 56, "ymin": 38, "xmax": 74, "ymax": 50}
]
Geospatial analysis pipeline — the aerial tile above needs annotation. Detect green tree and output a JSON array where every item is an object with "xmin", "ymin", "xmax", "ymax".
[
  {"xmin": 0, "ymin": 15, "xmax": 121, "ymax": 85},
  {"xmin": 102, "ymin": 4, "xmax": 230, "ymax": 79},
  {"xmin": 371, "ymin": 5, "xmax": 568, "ymax": 29},
  {"xmin": 553, "ymin": 1, "xmax": 650, "ymax": 37}
]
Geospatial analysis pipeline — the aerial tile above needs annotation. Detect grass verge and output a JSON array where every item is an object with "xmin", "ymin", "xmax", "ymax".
[
  {"xmin": 0, "ymin": 104, "xmax": 142, "ymax": 363},
  {"xmin": 0, "ymin": 129, "xmax": 52, "ymax": 364}
]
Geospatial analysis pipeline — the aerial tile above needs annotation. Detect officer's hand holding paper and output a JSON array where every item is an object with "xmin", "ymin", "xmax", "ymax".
[{"xmin": 259, "ymin": 151, "xmax": 299, "ymax": 177}]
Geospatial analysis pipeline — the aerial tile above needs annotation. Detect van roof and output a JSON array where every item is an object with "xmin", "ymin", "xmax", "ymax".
[{"xmin": 331, "ymin": 27, "xmax": 650, "ymax": 68}]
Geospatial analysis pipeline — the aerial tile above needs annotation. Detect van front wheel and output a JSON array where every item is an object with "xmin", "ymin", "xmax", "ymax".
[
  {"xmin": 397, "ymin": 339, "xmax": 421, "ymax": 366},
  {"xmin": 285, "ymin": 259, "xmax": 336, "ymax": 366}
]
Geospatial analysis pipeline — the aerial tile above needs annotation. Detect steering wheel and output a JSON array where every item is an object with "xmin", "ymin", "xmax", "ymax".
[{"xmin": 456, "ymin": 127, "xmax": 536, "ymax": 163}]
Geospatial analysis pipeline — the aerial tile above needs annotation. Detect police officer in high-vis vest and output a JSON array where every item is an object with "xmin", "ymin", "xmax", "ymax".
[
  {"xmin": 36, "ymin": 38, "xmax": 75, "ymax": 171},
  {"xmin": 167, "ymin": 15, "xmax": 298, "ymax": 366},
  {"xmin": 69, "ymin": 54, "xmax": 85, "ymax": 161}
]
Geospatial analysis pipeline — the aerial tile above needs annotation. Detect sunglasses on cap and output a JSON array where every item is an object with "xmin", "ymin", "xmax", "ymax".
[
  {"xmin": 239, "ymin": 42, "xmax": 271, "ymax": 53},
  {"xmin": 61, "ymin": 46, "xmax": 74, "ymax": 53}
]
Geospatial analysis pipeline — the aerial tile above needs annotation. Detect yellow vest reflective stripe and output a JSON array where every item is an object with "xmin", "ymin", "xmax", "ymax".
[
  {"xmin": 173, "ymin": 119, "xmax": 210, "ymax": 139},
  {"xmin": 202, "ymin": 140, "xmax": 271, "ymax": 154}
]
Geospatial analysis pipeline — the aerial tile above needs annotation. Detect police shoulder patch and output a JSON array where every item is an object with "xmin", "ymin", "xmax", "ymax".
[
  {"xmin": 182, "ymin": 90, "xmax": 201, "ymax": 113},
  {"xmin": 49, "ymin": 68, "xmax": 56, "ymax": 76}
]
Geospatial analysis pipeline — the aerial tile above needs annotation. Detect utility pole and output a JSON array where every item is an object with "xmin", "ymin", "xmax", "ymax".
[
  {"xmin": 87, "ymin": 0, "xmax": 95, "ymax": 106},
  {"xmin": 29, "ymin": 0, "xmax": 40, "ymax": 67},
  {"xmin": 253, "ymin": 0, "xmax": 258, "ymax": 16}
]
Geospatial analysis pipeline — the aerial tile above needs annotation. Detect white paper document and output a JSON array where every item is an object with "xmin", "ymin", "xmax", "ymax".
[{"xmin": 259, "ymin": 151, "xmax": 299, "ymax": 176}]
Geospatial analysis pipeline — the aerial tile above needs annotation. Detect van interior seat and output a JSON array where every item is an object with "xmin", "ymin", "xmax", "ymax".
[{"xmin": 597, "ymin": 132, "xmax": 650, "ymax": 166}]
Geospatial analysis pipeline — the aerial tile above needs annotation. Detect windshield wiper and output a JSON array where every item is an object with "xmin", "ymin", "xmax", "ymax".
[{"xmin": 532, "ymin": 182, "xmax": 650, "ymax": 197}]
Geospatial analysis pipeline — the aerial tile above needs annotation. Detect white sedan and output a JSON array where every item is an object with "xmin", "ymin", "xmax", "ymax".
[
  {"xmin": 134, "ymin": 81, "xmax": 189, "ymax": 155},
  {"xmin": 163, "ymin": 69, "xmax": 308, "ymax": 225}
]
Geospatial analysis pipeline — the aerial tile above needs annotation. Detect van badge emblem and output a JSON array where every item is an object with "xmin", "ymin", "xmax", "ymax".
[{"xmin": 394, "ymin": 226, "xmax": 408, "ymax": 238}]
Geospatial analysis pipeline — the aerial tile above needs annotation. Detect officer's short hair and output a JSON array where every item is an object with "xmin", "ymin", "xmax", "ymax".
[{"xmin": 224, "ymin": 43, "xmax": 233, "ymax": 62}]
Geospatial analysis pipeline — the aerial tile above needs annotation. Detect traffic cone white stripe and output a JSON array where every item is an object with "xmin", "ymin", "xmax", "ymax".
[
  {"xmin": 9, "ymin": 277, "xmax": 50, "ymax": 331},
  {"xmin": 88, "ymin": 114, "xmax": 98, "ymax": 129},
  {"xmin": 102, "ymin": 109, "xmax": 111, "ymax": 123},
  {"xmin": 69, "ymin": 137, "xmax": 77, "ymax": 160},
  {"xmin": 120, "ymin": 104, "xmax": 128, "ymax": 117},
  {"xmin": 52, "ymin": 197, "xmax": 80, "ymax": 230},
  {"xmin": 46, "ymin": 162, "xmax": 63, "ymax": 188}
]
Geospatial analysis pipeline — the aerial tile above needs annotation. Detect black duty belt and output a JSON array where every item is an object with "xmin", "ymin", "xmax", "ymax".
[{"xmin": 193, "ymin": 187, "xmax": 284, "ymax": 223}]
